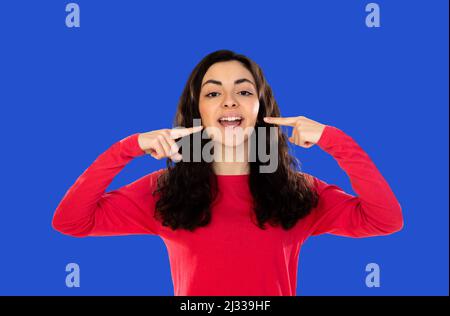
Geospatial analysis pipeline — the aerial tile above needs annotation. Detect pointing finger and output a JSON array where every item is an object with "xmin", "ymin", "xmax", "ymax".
[
  {"xmin": 170, "ymin": 125, "xmax": 203, "ymax": 139},
  {"xmin": 263, "ymin": 116, "xmax": 298, "ymax": 126}
]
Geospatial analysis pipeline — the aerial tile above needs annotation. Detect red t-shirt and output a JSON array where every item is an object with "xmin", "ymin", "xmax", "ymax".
[{"xmin": 51, "ymin": 125, "xmax": 403, "ymax": 296}]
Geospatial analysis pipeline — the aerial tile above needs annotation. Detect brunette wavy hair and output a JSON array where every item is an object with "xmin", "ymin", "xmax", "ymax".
[{"xmin": 153, "ymin": 49, "xmax": 319, "ymax": 231}]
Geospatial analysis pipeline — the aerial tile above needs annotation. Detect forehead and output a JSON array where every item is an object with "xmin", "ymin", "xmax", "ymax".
[{"xmin": 202, "ymin": 60, "xmax": 255, "ymax": 84}]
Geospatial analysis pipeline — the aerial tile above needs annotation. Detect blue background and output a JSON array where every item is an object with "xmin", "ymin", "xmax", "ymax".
[{"xmin": 0, "ymin": 0, "xmax": 448, "ymax": 295}]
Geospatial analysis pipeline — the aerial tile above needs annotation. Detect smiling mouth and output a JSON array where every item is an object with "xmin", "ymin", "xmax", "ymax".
[{"xmin": 217, "ymin": 116, "xmax": 244, "ymax": 128}]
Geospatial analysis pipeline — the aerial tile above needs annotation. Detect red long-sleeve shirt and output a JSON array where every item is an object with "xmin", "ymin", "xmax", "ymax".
[{"xmin": 51, "ymin": 125, "xmax": 403, "ymax": 296}]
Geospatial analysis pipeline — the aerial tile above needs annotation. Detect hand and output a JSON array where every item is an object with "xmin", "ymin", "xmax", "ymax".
[
  {"xmin": 263, "ymin": 115, "xmax": 326, "ymax": 148},
  {"xmin": 137, "ymin": 126, "xmax": 203, "ymax": 161}
]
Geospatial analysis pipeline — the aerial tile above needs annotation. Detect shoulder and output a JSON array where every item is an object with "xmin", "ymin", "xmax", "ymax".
[
  {"xmin": 148, "ymin": 167, "xmax": 168, "ymax": 181},
  {"xmin": 297, "ymin": 171, "xmax": 330, "ymax": 195},
  {"xmin": 119, "ymin": 168, "xmax": 168, "ymax": 196},
  {"xmin": 143, "ymin": 168, "xmax": 168, "ymax": 189}
]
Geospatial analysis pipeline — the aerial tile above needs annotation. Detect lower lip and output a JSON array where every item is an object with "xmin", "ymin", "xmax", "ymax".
[{"xmin": 218, "ymin": 119, "xmax": 243, "ymax": 128}]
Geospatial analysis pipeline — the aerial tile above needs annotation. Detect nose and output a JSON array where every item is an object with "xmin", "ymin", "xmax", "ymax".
[{"xmin": 222, "ymin": 92, "xmax": 238, "ymax": 108}]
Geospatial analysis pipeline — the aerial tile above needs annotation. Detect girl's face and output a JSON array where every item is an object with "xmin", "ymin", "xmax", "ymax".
[{"xmin": 198, "ymin": 60, "xmax": 260, "ymax": 147}]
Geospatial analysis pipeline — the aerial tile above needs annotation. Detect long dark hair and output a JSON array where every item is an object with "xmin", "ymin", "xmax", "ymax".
[{"xmin": 153, "ymin": 49, "xmax": 319, "ymax": 231}]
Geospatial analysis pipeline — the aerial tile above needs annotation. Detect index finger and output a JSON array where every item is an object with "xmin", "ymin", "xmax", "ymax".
[
  {"xmin": 263, "ymin": 116, "xmax": 298, "ymax": 126},
  {"xmin": 170, "ymin": 125, "xmax": 203, "ymax": 139}
]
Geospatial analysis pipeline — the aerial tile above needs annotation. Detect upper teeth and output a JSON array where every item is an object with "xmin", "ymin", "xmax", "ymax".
[{"xmin": 219, "ymin": 116, "xmax": 242, "ymax": 121}]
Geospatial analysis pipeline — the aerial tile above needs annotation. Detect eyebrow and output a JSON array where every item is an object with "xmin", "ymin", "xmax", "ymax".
[{"xmin": 201, "ymin": 78, "xmax": 256, "ymax": 88}]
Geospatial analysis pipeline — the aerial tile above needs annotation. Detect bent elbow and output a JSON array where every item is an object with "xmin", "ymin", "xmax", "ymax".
[
  {"xmin": 51, "ymin": 212, "xmax": 92, "ymax": 238},
  {"xmin": 387, "ymin": 218, "xmax": 404, "ymax": 234},
  {"xmin": 383, "ymin": 204, "xmax": 405, "ymax": 235},
  {"xmin": 361, "ymin": 204, "xmax": 404, "ymax": 237},
  {"xmin": 392, "ymin": 203, "xmax": 404, "ymax": 232}
]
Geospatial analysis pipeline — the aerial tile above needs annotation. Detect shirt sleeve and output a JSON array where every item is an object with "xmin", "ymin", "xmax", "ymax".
[
  {"xmin": 51, "ymin": 133, "xmax": 164, "ymax": 238},
  {"xmin": 303, "ymin": 125, "xmax": 404, "ymax": 238}
]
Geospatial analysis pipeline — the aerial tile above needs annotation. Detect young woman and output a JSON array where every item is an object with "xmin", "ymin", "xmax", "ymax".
[{"xmin": 52, "ymin": 50, "xmax": 404, "ymax": 296}]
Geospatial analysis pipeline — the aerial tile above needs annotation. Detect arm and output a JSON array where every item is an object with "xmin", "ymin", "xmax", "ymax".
[
  {"xmin": 304, "ymin": 125, "xmax": 404, "ymax": 238},
  {"xmin": 51, "ymin": 133, "xmax": 164, "ymax": 237}
]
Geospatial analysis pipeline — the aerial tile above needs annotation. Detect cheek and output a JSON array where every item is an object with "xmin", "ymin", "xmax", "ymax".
[
  {"xmin": 198, "ymin": 101, "xmax": 208, "ymax": 119},
  {"xmin": 199, "ymin": 101, "xmax": 215, "ymax": 125},
  {"xmin": 244, "ymin": 99, "xmax": 260, "ymax": 124}
]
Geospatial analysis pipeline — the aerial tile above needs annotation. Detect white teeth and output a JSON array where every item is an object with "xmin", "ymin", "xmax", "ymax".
[{"xmin": 219, "ymin": 116, "xmax": 242, "ymax": 122}]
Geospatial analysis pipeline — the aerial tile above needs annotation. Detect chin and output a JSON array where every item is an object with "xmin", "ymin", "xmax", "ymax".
[
  {"xmin": 221, "ymin": 139, "xmax": 247, "ymax": 148},
  {"xmin": 222, "ymin": 125, "xmax": 252, "ymax": 146}
]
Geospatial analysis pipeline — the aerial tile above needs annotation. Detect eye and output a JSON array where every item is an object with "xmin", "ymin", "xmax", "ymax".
[
  {"xmin": 205, "ymin": 92, "xmax": 221, "ymax": 98},
  {"xmin": 238, "ymin": 91, "xmax": 253, "ymax": 96}
]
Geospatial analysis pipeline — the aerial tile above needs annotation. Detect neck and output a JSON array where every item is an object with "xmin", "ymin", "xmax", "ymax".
[{"xmin": 212, "ymin": 140, "xmax": 250, "ymax": 175}]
